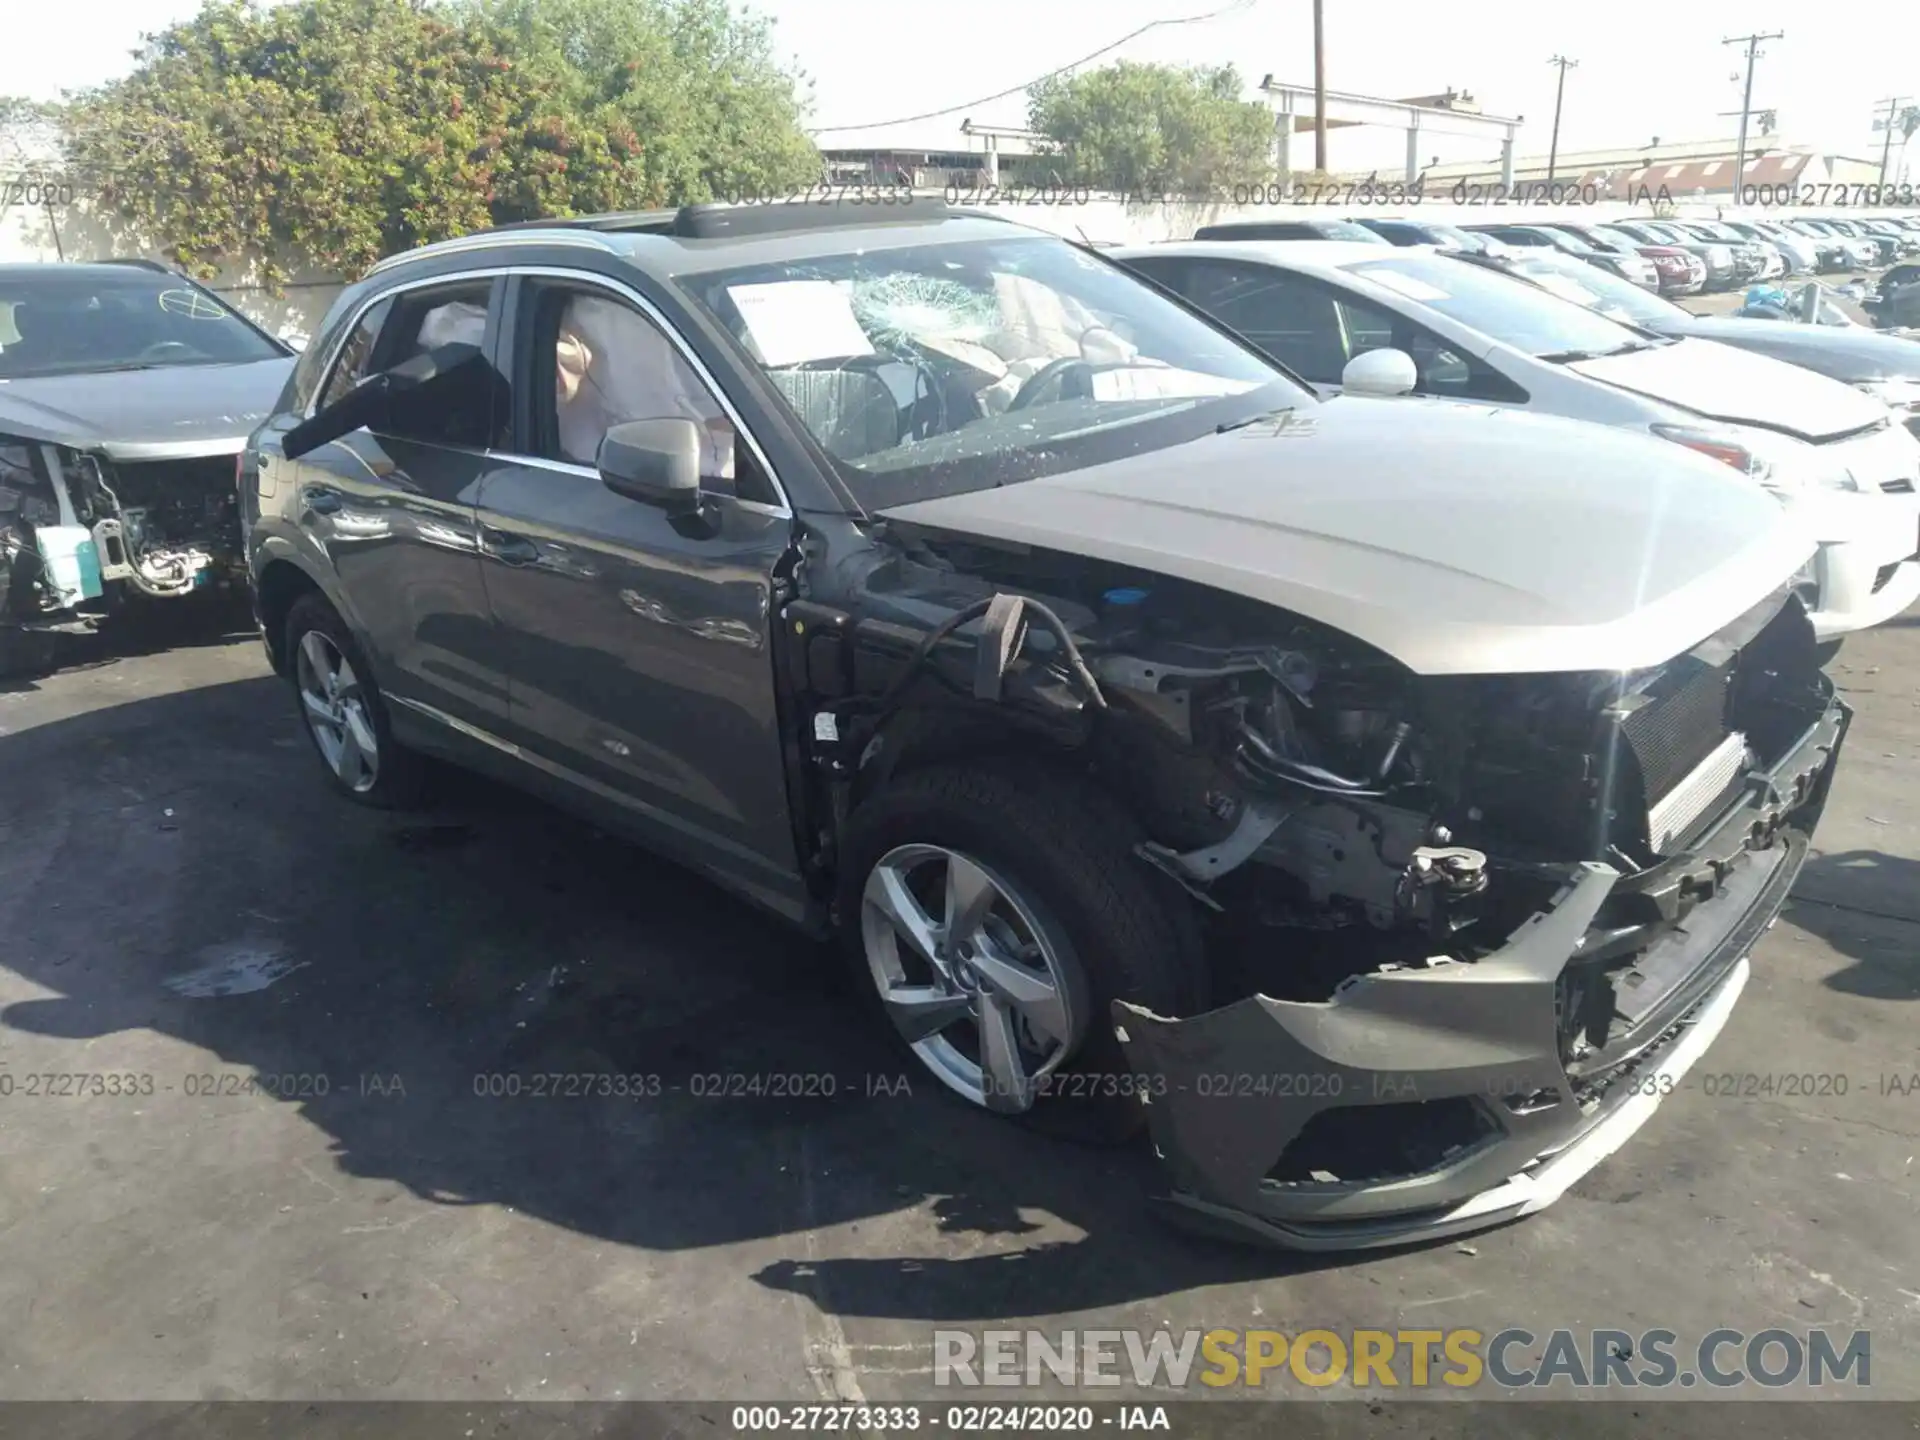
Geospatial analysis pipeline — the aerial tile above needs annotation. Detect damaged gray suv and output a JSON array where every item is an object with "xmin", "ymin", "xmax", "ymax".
[{"xmin": 243, "ymin": 201, "xmax": 1849, "ymax": 1250}]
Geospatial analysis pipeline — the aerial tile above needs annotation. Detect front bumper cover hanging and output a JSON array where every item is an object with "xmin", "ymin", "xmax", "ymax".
[{"xmin": 1114, "ymin": 694, "xmax": 1850, "ymax": 1252}]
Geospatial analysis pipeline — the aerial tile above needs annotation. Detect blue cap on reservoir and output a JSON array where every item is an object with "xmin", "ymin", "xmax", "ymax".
[{"xmin": 1103, "ymin": 587, "xmax": 1150, "ymax": 607}]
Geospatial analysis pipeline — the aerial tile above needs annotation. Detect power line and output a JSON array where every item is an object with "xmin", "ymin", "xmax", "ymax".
[{"xmin": 810, "ymin": 0, "xmax": 1259, "ymax": 135}]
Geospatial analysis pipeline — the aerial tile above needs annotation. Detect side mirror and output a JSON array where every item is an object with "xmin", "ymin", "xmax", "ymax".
[
  {"xmin": 1341, "ymin": 347, "xmax": 1418, "ymax": 397},
  {"xmin": 282, "ymin": 342, "xmax": 485, "ymax": 460},
  {"xmin": 598, "ymin": 418, "xmax": 703, "ymax": 513}
]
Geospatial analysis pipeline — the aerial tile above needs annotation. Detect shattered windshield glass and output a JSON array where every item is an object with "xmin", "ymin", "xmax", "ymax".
[{"xmin": 676, "ymin": 235, "xmax": 1301, "ymax": 508}]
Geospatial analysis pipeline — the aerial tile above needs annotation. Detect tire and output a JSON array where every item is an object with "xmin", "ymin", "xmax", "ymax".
[
  {"xmin": 284, "ymin": 593, "xmax": 426, "ymax": 808},
  {"xmin": 836, "ymin": 757, "xmax": 1203, "ymax": 1143}
]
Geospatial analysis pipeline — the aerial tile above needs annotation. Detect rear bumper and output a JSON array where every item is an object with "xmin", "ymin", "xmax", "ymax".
[{"xmin": 1116, "ymin": 694, "xmax": 1849, "ymax": 1252}]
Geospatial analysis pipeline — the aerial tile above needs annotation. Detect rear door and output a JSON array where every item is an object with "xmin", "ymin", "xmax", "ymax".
[
  {"xmin": 471, "ymin": 269, "xmax": 805, "ymax": 908},
  {"xmin": 272, "ymin": 275, "xmax": 510, "ymax": 733}
]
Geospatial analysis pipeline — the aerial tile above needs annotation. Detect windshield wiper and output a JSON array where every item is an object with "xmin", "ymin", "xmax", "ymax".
[
  {"xmin": 1216, "ymin": 404, "xmax": 1297, "ymax": 434},
  {"xmin": 1536, "ymin": 349, "xmax": 1599, "ymax": 363}
]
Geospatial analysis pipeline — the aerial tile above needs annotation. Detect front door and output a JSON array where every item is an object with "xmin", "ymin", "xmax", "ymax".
[
  {"xmin": 473, "ymin": 272, "xmax": 803, "ymax": 909},
  {"xmin": 274, "ymin": 276, "xmax": 510, "ymax": 732}
]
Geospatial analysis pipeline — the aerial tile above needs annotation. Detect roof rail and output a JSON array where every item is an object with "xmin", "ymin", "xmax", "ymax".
[
  {"xmin": 477, "ymin": 195, "xmax": 964, "ymax": 242},
  {"xmin": 481, "ymin": 209, "xmax": 681, "ymax": 236},
  {"xmin": 365, "ymin": 227, "xmax": 625, "ymax": 276},
  {"xmin": 670, "ymin": 194, "xmax": 958, "ymax": 239},
  {"xmin": 369, "ymin": 195, "xmax": 976, "ymax": 273},
  {"xmin": 97, "ymin": 257, "xmax": 176, "ymax": 273}
]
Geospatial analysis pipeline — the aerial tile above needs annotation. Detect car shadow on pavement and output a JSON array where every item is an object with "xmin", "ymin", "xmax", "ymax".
[
  {"xmin": 0, "ymin": 592, "xmax": 256, "ymax": 693},
  {"xmin": 0, "ymin": 671, "xmax": 1340, "ymax": 1326},
  {"xmin": 1786, "ymin": 849, "xmax": 1920, "ymax": 1002}
]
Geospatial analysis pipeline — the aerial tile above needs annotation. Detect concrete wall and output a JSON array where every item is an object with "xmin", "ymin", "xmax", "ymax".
[
  {"xmin": 0, "ymin": 197, "xmax": 345, "ymax": 348},
  {"xmin": 5, "ymin": 191, "xmax": 1685, "ymax": 345}
]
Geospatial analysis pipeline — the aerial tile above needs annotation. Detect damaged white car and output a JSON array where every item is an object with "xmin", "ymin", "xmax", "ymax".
[
  {"xmin": 0, "ymin": 261, "xmax": 294, "ymax": 663},
  {"xmin": 245, "ymin": 203, "xmax": 1850, "ymax": 1250}
]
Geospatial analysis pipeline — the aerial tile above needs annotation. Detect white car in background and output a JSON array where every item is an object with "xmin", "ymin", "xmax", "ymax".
[{"xmin": 1119, "ymin": 240, "xmax": 1920, "ymax": 654}]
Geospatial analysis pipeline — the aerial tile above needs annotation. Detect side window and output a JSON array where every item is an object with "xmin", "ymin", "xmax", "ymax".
[
  {"xmin": 1176, "ymin": 261, "xmax": 1349, "ymax": 384},
  {"xmin": 368, "ymin": 283, "xmax": 495, "ymax": 448},
  {"xmin": 315, "ymin": 297, "xmax": 392, "ymax": 412},
  {"xmin": 524, "ymin": 283, "xmax": 776, "ymax": 506},
  {"xmin": 1331, "ymin": 295, "xmax": 1396, "ymax": 355}
]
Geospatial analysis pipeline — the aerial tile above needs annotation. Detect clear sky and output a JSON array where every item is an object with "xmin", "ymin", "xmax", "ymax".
[{"xmin": 7, "ymin": 0, "xmax": 1916, "ymax": 172}]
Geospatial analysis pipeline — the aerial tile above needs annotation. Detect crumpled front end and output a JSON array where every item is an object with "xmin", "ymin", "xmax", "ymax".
[{"xmin": 1113, "ymin": 621, "xmax": 1849, "ymax": 1251}]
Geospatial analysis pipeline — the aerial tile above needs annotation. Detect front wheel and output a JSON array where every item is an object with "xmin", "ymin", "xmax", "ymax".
[
  {"xmin": 836, "ymin": 759, "xmax": 1202, "ymax": 1140},
  {"xmin": 285, "ymin": 593, "xmax": 424, "ymax": 808}
]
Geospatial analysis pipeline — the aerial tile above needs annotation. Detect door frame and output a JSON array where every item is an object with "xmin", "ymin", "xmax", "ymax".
[{"xmin": 471, "ymin": 264, "xmax": 814, "ymax": 920}]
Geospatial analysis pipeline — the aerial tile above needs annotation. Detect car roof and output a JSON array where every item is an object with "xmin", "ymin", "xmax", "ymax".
[
  {"xmin": 0, "ymin": 260, "xmax": 181, "ymax": 281},
  {"xmin": 1109, "ymin": 239, "xmax": 1409, "ymax": 276},
  {"xmin": 364, "ymin": 202, "xmax": 1047, "ymax": 282}
]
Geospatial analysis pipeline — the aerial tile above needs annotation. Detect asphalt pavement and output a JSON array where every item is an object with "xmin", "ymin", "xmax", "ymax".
[{"xmin": 1, "ymin": 595, "xmax": 1917, "ymax": 1429}]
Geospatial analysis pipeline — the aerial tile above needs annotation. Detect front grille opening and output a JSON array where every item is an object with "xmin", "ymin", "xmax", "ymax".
[
  {"xmin": 1882, "ymin": 476, "xmax": 1916, "ymax": 493},
  {"xmin": 1726, "ymin": 597, "xmax": 1830, "ymax": 765},
  {"xmin": 1263, "ymin": 1099, "xmax": 1500, "ymax": 1187},
  {"xmin": 1615, "ymin": 656, "xmax": 1733, "ymax": 804},
  {"xmin": 1872, "ymin": 562, "xmax": 1903, "ymax": 595}
]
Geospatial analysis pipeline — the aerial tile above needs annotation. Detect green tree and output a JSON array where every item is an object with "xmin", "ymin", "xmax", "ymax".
[
  {"xmin": 60, "ymin": 0, "xmax": 817, "ymax": 284},
  {"xmin": 1027, "ymin": 62, "xmax": 1275, "ymax": 199},
  {"xmin": 461, "ymin": 0, "xmax": 819, "ymax": 208}
]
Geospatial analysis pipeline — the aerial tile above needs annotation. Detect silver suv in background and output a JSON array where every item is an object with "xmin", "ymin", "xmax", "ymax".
[
  {"xmin": 1117, "ymin": 239, "xmax": 1920, "ymax": 652},
  {"xmin": 1, "ymin": 261, "xmax": 294, "ymax": 667}
]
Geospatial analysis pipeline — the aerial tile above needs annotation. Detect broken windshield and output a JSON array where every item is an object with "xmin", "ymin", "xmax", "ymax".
[{"xmin": 676, "ymin": 235, "xmax": 1301, "ymax": 509}]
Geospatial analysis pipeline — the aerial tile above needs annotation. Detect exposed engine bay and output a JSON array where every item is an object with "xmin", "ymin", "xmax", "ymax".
[
  {"xmin": 0, "ymin": 438, "xmax": 241, "ymax": 627},
  {"xmin": 794, "ymin": 528, "xmax": 1831, "ymax": 976},
  {"xmin": 779, "ymin": 525, "xmax": 1845, "ymax": 1247}
]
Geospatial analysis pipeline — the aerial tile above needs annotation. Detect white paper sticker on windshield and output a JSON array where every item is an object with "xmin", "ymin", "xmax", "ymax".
[
  {"xmin": 1362, "ymin": 270, "xmax": 1451, "ymax": 303},
  {"xmin": 728, "ymin": 281, "xmax": 876, "ymax": 367},
  {"xmin": 1088, "ymin": 368, "xmax": 1257, "ymax": 401}
]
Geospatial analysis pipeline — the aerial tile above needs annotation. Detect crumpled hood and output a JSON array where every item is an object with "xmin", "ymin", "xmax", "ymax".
[
  {"xmin": 0, "ymin": 357, "xmax": 292, "ymax": 459},
  {"xmin": 1656, "ymin": 314, "xmax": 1920, "ymax": 385},
  {"xmin": 878, "ymin": 397, "xmax": 1812, "ymax": 677},
  {"xmin": 1568, "ymin": 337, "xmax": 1890, "ymax": 441}
]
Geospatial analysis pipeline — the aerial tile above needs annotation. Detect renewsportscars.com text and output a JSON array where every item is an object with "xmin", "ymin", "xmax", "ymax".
[{"xmin": 932, "ymin": 1327, "xmax": 1871, "ymax": 1391}]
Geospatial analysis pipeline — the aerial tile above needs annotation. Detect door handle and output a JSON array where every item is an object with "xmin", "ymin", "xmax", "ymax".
[
  {"xmin": 303, "ymin": 485, "xmax": 343, "ymax": 515},
  {"xmin": 481, "ymin": 527, "xmax": 541, "ymax": 567}
]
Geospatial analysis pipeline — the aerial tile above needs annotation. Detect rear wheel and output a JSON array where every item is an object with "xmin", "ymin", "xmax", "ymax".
[
  {"xmin": 837, "ymin": 759, "xmax": 1202, "ymax": 1141},
  {"xmin": 285, "ymin": 593, "xmax": 424, "ymax": 808}
]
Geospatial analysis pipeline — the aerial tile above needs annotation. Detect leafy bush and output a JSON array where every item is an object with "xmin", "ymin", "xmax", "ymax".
[{"xmin": 55, "ymin": 0, "xmax": 818, "ymax": 284}]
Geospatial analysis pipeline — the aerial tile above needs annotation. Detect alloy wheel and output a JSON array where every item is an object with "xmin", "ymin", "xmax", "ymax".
[
  {"xmin": 295, "ymin": 629, "xmax": 380, "ymax": 794},
  {"xmin": 860, "ymin": 843, "xmax": 1083, "ymax": 1113}
]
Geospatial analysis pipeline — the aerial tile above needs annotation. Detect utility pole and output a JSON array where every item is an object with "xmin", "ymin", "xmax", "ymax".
[
  {"xmin": 1875, "ymin": 96, "xmax": 1912, "ymax": 187},
  {"xmin": 1312, "ymin": 0, "xmax": 1327, "ymax": 173},
  {"xmin": 1723, "ymin": 32, "xmax": 1782, "ymax": 193},
  {"xmin": 1546, "ymin": 56, "xmax": 1578, "ymax": 183}
]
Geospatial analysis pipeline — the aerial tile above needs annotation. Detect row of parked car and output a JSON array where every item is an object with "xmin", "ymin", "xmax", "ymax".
[
  {"xmin": 0, "ymin": 198, "xmax": 1909, "ymax": 1253},
  {"xmin": 1147, "ymin": 215, "xmax": 1920, "ymax": 653},
  {"xmin": 1200, "ymin": 211, "xmax": 1920, "ymax": 297}
]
